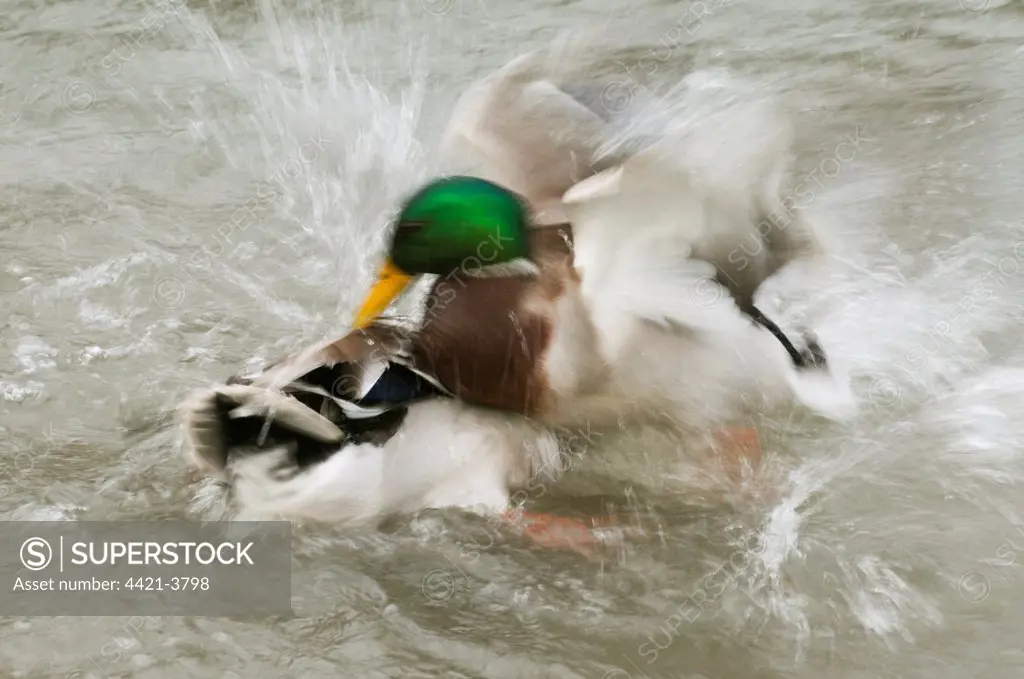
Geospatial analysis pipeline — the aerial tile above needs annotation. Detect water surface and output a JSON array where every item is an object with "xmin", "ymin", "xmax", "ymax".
[{"xmin": 2, "ymin": 0, "xmax": 1024, "ymax": 677}]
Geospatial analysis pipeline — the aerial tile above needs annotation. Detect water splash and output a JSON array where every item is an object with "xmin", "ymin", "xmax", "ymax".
[{"xmin": 172, "ymin": 0, "xmax": 431, "ymax": 328}]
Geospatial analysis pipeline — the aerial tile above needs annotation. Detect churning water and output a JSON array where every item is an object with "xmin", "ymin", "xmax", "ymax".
[{"xmin": 2, "ymin": 0, "xmax": 1024, "ymax": 677}]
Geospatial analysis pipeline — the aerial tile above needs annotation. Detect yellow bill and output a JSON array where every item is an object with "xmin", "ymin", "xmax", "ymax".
[{"xmin": 353, "ymin": 259, "xmax": 413, "ymax": 329}]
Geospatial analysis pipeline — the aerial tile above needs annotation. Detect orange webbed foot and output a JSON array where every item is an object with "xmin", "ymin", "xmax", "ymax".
[
  {"xmin": 501, "ymin": 510, "xmax": 646, "ymax": 557},
  {"xmin": 710, "ymin": 426, "xmax": 763, "ymax": 481}
]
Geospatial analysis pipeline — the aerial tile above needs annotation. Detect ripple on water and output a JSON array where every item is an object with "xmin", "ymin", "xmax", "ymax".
[{"xmin": 13, "ymin": 336, "xmax": 57, "ymax": 374}]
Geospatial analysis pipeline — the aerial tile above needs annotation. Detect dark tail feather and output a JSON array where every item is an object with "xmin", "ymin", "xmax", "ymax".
[
  {"xmin": 179, "ymin": 386, "xmax": 346, "ymax": 477},
  {"xmin": 744, "ymin": 305, "xmax": 828, "ymax": 370}
]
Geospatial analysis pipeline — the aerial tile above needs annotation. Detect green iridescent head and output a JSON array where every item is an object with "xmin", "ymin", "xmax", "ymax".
[
  {"xmin": 390, "ymin": 175, "xmax": 531, "ymax": 274},
  {"xmin": 353, "ymin": 175, "xmax": 533, "ymax": 328}
]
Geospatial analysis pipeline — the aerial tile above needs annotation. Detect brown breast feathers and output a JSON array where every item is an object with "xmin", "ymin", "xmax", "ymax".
[
  {"xmin": 409, "ymin": 224, "xmax": 576, "ymax": 416},
  {"xmin": 410, "ymin": 275, "xmax": 550, "ymax": 416}
]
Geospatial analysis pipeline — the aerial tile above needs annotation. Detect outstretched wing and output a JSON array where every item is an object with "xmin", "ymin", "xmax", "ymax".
[
  {"xmin": 562, "ymin": 148, "xmax": 750, "ymax": 337},
  {"xmin": 179, "ymin": 322, "xmax": 454, "ymax": 477},
  {"xmin": 440, "ymin": 50, "xmax": 616, "ymax": 225},
  {"xmin": 227, "ymin": 321, "xmax": 451, "ymax": 421}
]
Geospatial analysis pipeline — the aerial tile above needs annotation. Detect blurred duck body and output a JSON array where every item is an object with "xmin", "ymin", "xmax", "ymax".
[{"xmin": 178, "ymin": 48, "xmax": 854, "ymax": 525}]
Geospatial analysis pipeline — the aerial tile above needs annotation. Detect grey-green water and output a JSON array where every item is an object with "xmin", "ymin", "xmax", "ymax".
[{"xmin": 2, "ymin": 0, "xmax": 1024, "ymax": 677}]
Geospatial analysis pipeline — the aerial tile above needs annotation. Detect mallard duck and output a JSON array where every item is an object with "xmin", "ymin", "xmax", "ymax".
[
  {"xmin": 180, "ymin": 169, "xmax": 850, "ymax": 524},
  {"xmin": 178, "ymin": 52, "xmax": 855, "ymax": 526}
]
